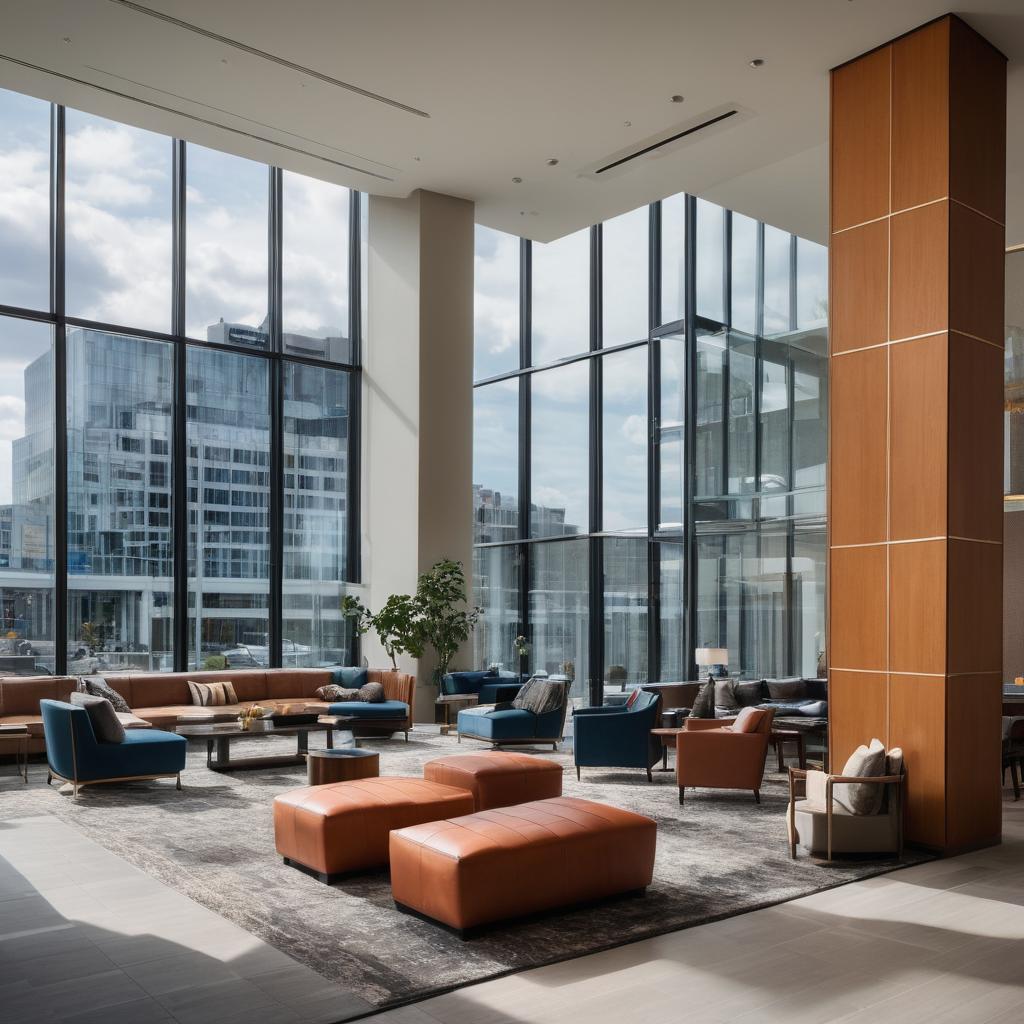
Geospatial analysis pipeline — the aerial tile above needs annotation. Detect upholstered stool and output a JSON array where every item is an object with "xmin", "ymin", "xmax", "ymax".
[
  {"xmin": 390, "ymin": 797, "xmax": 656, "ymax": 934},
  {"xmin": 423, "ymin": 751, "xmax": 563, "ymax": 810},
  {"xmin": 273, "ymin": 776, "xmax": 475, "ymax": 882}
]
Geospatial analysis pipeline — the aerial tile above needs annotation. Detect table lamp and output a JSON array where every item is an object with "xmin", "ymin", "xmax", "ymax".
[{"xmin": 694, "ymin": 647, "xmax": 729, "ymax": 685}]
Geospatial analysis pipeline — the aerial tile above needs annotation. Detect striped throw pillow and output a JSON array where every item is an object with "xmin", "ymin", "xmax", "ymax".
[{"xmin": 188, "ymin": 680, "xmax": 239, "ymax": 707}]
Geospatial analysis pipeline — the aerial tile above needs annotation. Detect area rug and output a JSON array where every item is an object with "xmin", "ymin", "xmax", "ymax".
[{"xmin": 0, "ymin": 729, "xmax": 927, "ymax": 1020}]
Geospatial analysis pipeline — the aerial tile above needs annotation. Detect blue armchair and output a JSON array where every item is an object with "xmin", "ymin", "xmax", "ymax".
[
  {"xmin": 456, "ymin": 683, "xmax": 569, "ymax": 751},
  {"xmin": 573, "ymin": 690, "xmax": 663, "ymax": 782},
  {"xmin": 41, "ymin": 700, "xmax": 187, "ymax": 797},
  {"xmin": 442, "ymin": 670, "xmax": 527, "ymax": 706}
]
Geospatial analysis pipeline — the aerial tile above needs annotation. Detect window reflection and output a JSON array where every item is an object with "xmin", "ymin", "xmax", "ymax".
[
  {"xmin": 473, "ymin": 544, "xmax": 520, "ymax": 672},
  {"xmin": 474, "ymin": 225, "xmax": 519, "ymax": 379},
  {"xmin": 763, "ymin": 225, "xmax": 793, "ymax": 337},
  {"xmin": 532, "ymin": 229, "xmax": 589, "ymax": 365},
  {"xmin": 660, "ymin": 193, "xmax": 686, "ymax": 326},
  {"xmin": 696, "ymin": 199, "xmax": 725, "ymax": 322},
  {"xmin": 731, "ymin": 213, "xmax": 758, "ymax": 335},
  {"xmin": 602, "ymin": 536, "xmax": 648, "ymax": 697},
  {"xmin": 602, "ymin": 207, "xmax": 648, "ymax": 346},
  {"xmin": 602, "ymin": 347, "xmax": 647, "ymax": 533},
  {"xmin": 473, "ymin": 379, "xmax": 519, "ymax": 544}
]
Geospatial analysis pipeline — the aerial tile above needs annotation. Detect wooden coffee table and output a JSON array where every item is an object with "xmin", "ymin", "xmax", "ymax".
[
  {"xmin": 307, "ymin": 747, "xmax": 379, "ymax": 785},
  {"xmin": 651, "ymin": 727, "xmax": 685, "ymax": 772},
  {"xmin": 177, "ymin": 716, "xmax": 349, "ymax": 771}
]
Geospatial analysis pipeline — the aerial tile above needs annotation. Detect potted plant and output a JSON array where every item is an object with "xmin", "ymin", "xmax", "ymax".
[
  {"xmin": 513, "ymin": 634, "xmax": 530, "ymax": 678},
  {"xmin": 415, "ymin": 559, "xmax": 480, "ymax": 687},
  {"xmin": 341, "ymin": 593, "xmax": 423, "ymax": 670}
]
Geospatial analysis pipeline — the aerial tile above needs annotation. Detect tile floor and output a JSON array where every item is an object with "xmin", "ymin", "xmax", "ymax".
[{"xmin": 2, "ymin": 795, "xmax": 1021, "ymax": 1024}]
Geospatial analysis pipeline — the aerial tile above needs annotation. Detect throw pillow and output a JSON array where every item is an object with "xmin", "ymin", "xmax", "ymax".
[
  {"xmin": 315, "ymin": 684, "xmax": 357, "ymax": 701},
  {"xmin": 357, "ymin": 682, "xmax": 386, "ymax": 703},
  {"xmin": 734, "ymin": 680, "xmax": 765, "ymax": 707},
  {"xmin": 331, "ymin": 666, "xmax": 368, "ymax": 689},
  {"xmin": 69, "ymin": 692, "xmax": 126, "ymax": 744},
  {"xmin": 799, "ymin": 699, "xmax": 828, "ymax": 717},
  {"xmin": 187, "ymin": 680, "xmax": 239, "ymax": 707},
  {"xmin": 79, "ymin": 676, "xmax": 130, "ymax": 714},
  {"xmin": 625, "ymin": 688, "xmax": 641, "ymax": 709},
  {"xmin": 690, "ymin": 680, "xmax": 716, "ymax": 719},
  {"xmin": 731, "ymin": 706, "xmax": 769, "ymax": 733},
  {"xmin": 513, "ymin": 679, "xmax": 565, "ymax": 715},
  {"xmin": 766, "ymin": 679, "xmax": 807, "ymax": 701},
  {"xmin": 714, "ymin": 678, "xmax": 739, "ymax": 711},
  {"xmin": 833, "ymin": 738, "xmax": 887, "ymax": 815}
]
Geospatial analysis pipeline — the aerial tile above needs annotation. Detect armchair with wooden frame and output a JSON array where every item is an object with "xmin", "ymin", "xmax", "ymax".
[
  {"xmin": 675, "ymin": 706, "xmax": 775, "ymax": 805},
  {"xmin": 786, "ymin": 748, "xmax": 905, "ymax": 863}
]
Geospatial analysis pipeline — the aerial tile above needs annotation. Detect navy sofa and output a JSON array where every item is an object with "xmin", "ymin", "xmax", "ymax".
[
  {"xmin": 41, "ymin": 699, "xmax": 187, "ymax": 797},
  {"xmin": 573, "ymin": 690, "xmax": 663, "ymax": 781},
  {"xmin": 441, "ymin": 670, "xmax": 528, "ymax": 706}
]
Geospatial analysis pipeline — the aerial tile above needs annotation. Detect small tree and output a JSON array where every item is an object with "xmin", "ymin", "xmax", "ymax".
[
  {"xmin": 341, "ymin": 593, "xmax": 424, "ymax": 670},
  {"xmin": 415, "ymin": 559, "xmax": 480, "ymax": 683}
]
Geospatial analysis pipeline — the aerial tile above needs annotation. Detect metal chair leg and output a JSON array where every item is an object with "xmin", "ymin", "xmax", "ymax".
[
  {"xmin": 576, "ymin": 766, "xmax": 581, "ymax": 781},
  {"xmin": 753, "ymin": 789, "xmax": 761, "ymax": 804},
  {"xmin": 176, "ymin": 774, "xmax": 182, "ymax": 791},
  {"xmin": 678, "ymin": 787, "xmax": 685, "ymax": 805}
]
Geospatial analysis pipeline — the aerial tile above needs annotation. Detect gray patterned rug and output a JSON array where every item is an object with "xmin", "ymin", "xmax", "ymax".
[{"xmin": 0, "ymin": 728, "xmax": 926, "ymax": 1020}]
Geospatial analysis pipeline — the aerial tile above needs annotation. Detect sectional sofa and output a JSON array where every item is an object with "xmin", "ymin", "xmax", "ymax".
[{"xmin": 0, "ymin": 668, "xmax": 415, "ymax": 753}]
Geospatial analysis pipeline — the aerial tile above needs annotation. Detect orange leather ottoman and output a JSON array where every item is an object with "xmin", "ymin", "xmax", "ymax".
[
  {"xmin": 274, "ymin": 777, "xmax": 475, "ymax": 882},
  {"xmin": 389, "ymin": 797, "xmax": 657, "ymax": 934},
  {"xmin": 423, "ymin": 751, "xmax": 563, "ymax": 810}
]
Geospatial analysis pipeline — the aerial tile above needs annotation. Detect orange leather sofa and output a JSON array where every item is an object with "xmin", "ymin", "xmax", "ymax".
[
  {"xmin": 273, "ymin": 777, "xmax": 475, "ymax": 882},
  {"xmin": 0, "ymin": 668, "xmax": 415, "ymax": 753},
  {"xmin": 389, "ymin": 797, "xmax": 657, "ymax": 934},
  {"xmin": 676, "ymin": 706, "xmax": 776, "ymax": 805},
  {"xmin": 423, "ymin": 751, "xmax": 563, "ymax": 811}
]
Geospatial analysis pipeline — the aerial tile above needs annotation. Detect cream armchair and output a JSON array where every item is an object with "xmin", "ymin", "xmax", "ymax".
[{"xmin": 787, "ymin": 747, "xmax": 905, "ymax": 862}]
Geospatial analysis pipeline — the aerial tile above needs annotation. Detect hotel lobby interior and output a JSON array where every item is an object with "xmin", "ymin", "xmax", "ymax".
[{"xmin": 0, "ymin": 2, "xmax": 1023, "ymax": 1022}]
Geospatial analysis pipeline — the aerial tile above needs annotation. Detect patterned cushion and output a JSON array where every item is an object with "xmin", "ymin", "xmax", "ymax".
[
  {"xmin": 357, "ymin": 682, "xmax": 386, "ymax": 703},
  {"xmin": 512, "ymin": 679, "xmax": 566, "ymax": 715},
  {"xmin": 79, "ymin": 676, "xmax": 130, "ymax": 714},
  {"xmin": 70, "ymin": 692, "xmax": 126, "ymax": 744},
  {"xmin": 690, "ymin": 681, "xmax": 716, "ymax": 719},
  {"xmin": 188, "ymin": 680, "xmax": 239, "ymax": 707},
  {"xmin": 316, "ymin": 684, "xmax": 359, "ymax": 701}
]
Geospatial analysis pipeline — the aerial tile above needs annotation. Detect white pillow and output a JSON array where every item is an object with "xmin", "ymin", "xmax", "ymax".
[{"xmin": 834, "ymin": 738, "xmax": 887, "ymax": 815}]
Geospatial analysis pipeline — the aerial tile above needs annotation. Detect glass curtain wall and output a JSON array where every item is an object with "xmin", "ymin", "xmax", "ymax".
[
  {"xmin": 472, "ymin": 195, "xmax": 828, "ymax": 703},
  {"xmin": 0, "ymin": 85, "xmax": 361, "ymax": 675}
]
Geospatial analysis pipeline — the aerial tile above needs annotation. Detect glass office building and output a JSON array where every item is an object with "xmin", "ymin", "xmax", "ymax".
[
  {"xmin": 472, "ymin": 199, "xmax": 828, "ymax": 705},
  {"xmin": 0, "ymin": 88, "xmax": 361, "ymax": 675}
]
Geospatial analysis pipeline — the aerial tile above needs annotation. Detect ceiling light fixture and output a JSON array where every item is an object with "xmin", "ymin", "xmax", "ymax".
[
  {"xmin": 546, "ymin": 158, "xmax": 559, "ymax": 166},
  {"xmin": 749, "ymin": 58, "xmax": 765, "ymax": 68},
  {"xmin": 512, "ymin": 176, "xmax": 523, "ymax": 183},
  {"xmin": 671, "ymin": 94, "xmax": 684, "ymax": 103},
  {"xmin": 623, "ymin": 120, "xmax": 632, "ymax": 127}
]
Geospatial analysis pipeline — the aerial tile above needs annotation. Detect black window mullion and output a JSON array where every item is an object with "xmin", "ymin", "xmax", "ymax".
[
  {"xmin": 754, "ymin": 220, "xmax": 765, "ymax": 517},
  {"xmin": 268, "ymin": 167, "xmax": 283, "ymax": 669},
  {"xmin": 518, "ymin": 239, "xmax": 531, "ymax": 643},
  {"xmin": 589, "ymin": 224, "xmax": 602, "ymax": 705},
  {"xmin": 346, "ymin": 189, "xmax": 363, "ymax": 614},
  {"xmin": 51, "ymin": 104, "xmax": 68, "ymax": 677},
  {"xmin": 683, "ymin": 195, "xmax": 698, "ymax": 682},
  {"xmin": 171, "ymin": 139, "xmax": 188, "ymax": 671}
]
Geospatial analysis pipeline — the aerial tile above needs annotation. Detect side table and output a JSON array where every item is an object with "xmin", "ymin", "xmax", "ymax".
[
  {"xmin": 307, "ymin": 748, "xmax": 379, "ymax": 786},
  {"xmin": 770, "ymin": 729, "xmax": 807, "ymax": 772},
  {"xmin": 650, "ymin": 727, "xmax": 685, "ymax": 772},
  {"xmin": 435, "ymin": 694, "xmax": 479, "ymax": 736}
]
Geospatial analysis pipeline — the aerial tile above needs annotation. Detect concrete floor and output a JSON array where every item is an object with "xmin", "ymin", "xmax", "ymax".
[{"xmin": 2, "ymin": 787, "xmax": 1021, "ymax": 1024}]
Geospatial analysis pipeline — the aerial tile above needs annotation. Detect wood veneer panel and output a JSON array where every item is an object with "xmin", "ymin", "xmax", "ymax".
[
  {"xmin": 889, "ymin": 674, "xmax": 946, "ymax": 849},
  {"xmin": 949, "ymin": 17, "xmax": 1007, "ymax": 226},
  {"xmin": 830, "ymin": 346, "xmax": 887, "ymax": 546},
  {"xmin": 948, "ymin": 539, "xmax": 1002, "ymax": 675},
  {"xmin": 948, "ymin": 333, "xmax": 1003, "ymax": 543},
  {"xmin": 831, "ymin": 46, "xmax": 891, "ymax": 232},
  {"xmin": 891, "ymin": 18, "xmax": 950, "ymax": 212},
  {"xmin": 828, "ymin": 670, "xmax": 888, "ymax": 771},
  {"xmin": 889, "ymin": 540, "xmax": 947, "ymax": 675},
  {"xmin": 830, "ymin": 220, "xmax": 888, "ymax": 354},
  {"xmin": 946, "ymin": 673, "xmax": 1002, "ymax": 850},
  {"xmin": 830, "ymin": 544, "xmax": 887, "ymax": 671},
  {"xmin": 890, "ymin": 201, "xmax": 948, "ymax": 341},
  {"xmin": 889, "ymin": 335, "xmax": 948, "ymax": 541},
  {"xmin": 949, "ymin": 202, "xmax": 1005, "ymax": 346}
]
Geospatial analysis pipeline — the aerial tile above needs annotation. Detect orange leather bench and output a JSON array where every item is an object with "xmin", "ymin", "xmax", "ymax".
[
  {"xmin": 423, "ymin": 751, "xmax": 563, "ymax": 810},
  {"xmin": 389, "ymin": 797, "xmax": 657, "ymax": 934},
  {"xmin": 273, "ymin": 777, "xmax": 475, "ymax": 882}
]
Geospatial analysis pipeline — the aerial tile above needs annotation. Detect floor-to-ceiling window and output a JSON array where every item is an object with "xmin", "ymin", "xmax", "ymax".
[
  {"xmin": 472, "ymin": 194, "xmax": 828, "ymax": 703},
  {"xmin": 0, "ymin": 85, "xmax": 361, "ymax": 675}
]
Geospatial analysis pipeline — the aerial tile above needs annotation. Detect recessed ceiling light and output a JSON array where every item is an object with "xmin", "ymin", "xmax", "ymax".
[
  {"xmin": 623, "ymin": 120, "xmax": 632, "ymax": 127},
  {"xmin": 749, "ymin": 58, "xmax": 765, "ymax": 68},
  {"xmin": 62, "ymin": 36, "xmax": 71, "ymax": 43},
  {"xmin": 670, "ymin": 94, "xmax": 684, "ymax": 103},
  {"xmin": 546, "ymin": 158, "xmax": 559, "ymax": 166},
  {"xmin": 512, "ymin": 176, "xmax": 523, "ymax": 183}
]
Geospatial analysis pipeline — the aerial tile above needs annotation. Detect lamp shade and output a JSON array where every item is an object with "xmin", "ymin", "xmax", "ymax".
[{"xmin": 694, "ymin": 647, "xmax": 728, "ymax": 667}]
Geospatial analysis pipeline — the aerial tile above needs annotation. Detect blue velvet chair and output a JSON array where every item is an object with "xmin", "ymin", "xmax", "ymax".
[
  {"xmin": 456, "ymin": 684, "xmax": 569, "ymax": 751},
  {"xmin": 572, "ymin": 690, "xmax": 663, "ymax": 782},
  {"xmin": 441, "ymin": 670, "xmax": 527, "ymax": 706},
  {"xmin": 41, "ymin": 699, "xmax": 187, "ymax": 797}
]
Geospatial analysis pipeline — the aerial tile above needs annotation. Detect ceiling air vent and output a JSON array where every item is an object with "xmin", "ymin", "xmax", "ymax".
[{"xmin": 582, "ymin": 104, "xmax": 751, "ymax": 179}]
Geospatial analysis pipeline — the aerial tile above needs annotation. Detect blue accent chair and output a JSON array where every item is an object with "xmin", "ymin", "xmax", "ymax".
[
  {"xmin": 456, "ymin": 686, "xmax": 569, "ymax": 752},
  {"xmin": 441, "ymin": 670, "xmax": 527, "ymax": 706},
  {"xmin": 41, "ymin": 699, "xmax": 187, "ymax": 797},
  {"xmin": 572, "ymin": 690, "xmax": 663, "ymax": 782}
]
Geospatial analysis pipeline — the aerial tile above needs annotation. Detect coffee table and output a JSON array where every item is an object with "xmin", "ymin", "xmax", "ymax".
[{"xmin": 177, "ymin": 717, "xmax": 350, "ymax": 771}]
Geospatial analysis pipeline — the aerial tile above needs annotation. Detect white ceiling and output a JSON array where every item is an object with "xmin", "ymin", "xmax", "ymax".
[{"xmin": 1, "ymin": 0, "xmax": 1023, "ymax": 244}]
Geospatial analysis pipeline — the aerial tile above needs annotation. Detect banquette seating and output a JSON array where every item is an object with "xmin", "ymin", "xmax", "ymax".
[{"xmin": 0, "ymin": 668, "xmax": 415, "ymax": 752}]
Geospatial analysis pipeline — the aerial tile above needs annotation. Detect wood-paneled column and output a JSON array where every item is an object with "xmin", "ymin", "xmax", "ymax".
[{"xmin": 828, "ymin": 15, "xmax": 1006, "ymax": 852}]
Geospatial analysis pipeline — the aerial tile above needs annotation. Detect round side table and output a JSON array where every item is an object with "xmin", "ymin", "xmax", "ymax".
[{"xmin": 307, "ymin": 747, "xmax": 379, "ymax": 786}]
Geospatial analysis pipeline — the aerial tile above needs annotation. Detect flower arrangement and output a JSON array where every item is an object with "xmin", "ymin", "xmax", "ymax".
[{"xmin": 513, "ymin": 635, "xmax": 530, "ymax": 658}]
